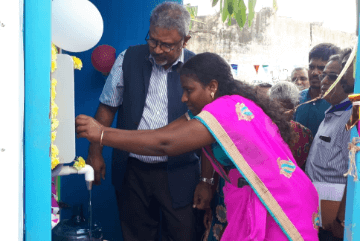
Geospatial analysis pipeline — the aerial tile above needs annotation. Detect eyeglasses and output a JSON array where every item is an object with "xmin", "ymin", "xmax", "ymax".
[
  {"xmin": 145, "ymin": 32, "xmax": 182, "ymax": 53},
  {"xmin": 319, "ymin": 73, "xmax": 339, "ymax": 81}
]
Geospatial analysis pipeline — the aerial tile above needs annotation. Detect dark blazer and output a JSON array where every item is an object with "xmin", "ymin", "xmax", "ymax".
[{"xmin": 111, "ymin": 44, "xmax": 199, "ymax": 208}]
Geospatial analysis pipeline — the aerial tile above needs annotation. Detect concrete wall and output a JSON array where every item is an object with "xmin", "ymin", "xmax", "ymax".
[{"xmin": 187, "ymin": 8, "xmax": 357, "ymax": 83}]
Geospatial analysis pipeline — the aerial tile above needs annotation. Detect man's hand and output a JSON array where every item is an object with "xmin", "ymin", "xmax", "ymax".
[
  {"xmin": 193, "ymin": 181, "xmax": 213, "ymax": 210},
  {"xmin": 76, "ymin": 114, "xmax": 104, "ymax": 143},
  {"xmin": 203, "ymin": 208, "xmax": 212, "ymax": 230},
  {"xmin": 87, "ymin": 153, "xmax": 106, "ymax": 185},
  {"xmin": 324, "ymin": 219, "xmax": 344, "ymax": 239}
]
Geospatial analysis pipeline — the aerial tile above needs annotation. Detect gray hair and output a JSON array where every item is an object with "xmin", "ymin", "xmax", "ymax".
[
  {"xmin": 269, "ymin": 81, "xmax": 300, "ymax": 107},
  {"xmin": 291, "ymin": 67, "xmax": 308, "ymax": 77},
  {"xmin": 328, "ymin": 54, "xmax": 342, "ymax": 64},
  {"xmin": 150, "ymin": 2, "xmax": 190, "ymax": 37}
]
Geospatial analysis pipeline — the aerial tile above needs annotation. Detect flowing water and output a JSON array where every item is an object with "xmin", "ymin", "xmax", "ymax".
[{"xmin": 88, "ymin": 189, "xmax": 93, "ymax": 240}]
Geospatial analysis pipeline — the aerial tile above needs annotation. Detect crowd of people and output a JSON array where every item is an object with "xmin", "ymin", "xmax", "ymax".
[{"xmin": 74, "ymin": 2, "xmax": 356, "ymax": 241}]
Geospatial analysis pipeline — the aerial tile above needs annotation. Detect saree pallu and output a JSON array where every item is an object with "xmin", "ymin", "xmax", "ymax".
[{"xmin": 195, "ymin": 95, "xmax": 319, "ymax": 241}]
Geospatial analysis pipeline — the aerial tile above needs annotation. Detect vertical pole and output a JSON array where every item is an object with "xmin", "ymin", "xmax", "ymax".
[
  {"xmin": 0, "ymin": 0, "xmax": 24, "ymax": 239},
  {"xmin": 24, "ymin": 0, "xmax": 51, "ymax": 239},
  {"xmin": 344, "ymin": 2, "xmax": 360, "ymax": 239}
]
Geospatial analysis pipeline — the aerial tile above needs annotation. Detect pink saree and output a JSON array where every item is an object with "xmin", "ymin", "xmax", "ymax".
[{"xmin": 195, "ymin": 95, "xmax": 319, "ymax": 241}]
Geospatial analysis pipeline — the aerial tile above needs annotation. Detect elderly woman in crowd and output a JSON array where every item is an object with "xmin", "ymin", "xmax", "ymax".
[
  {"xmin": 269, "ymin": 81, "xmax": 313, "ymax": 169},
  {"xmin": 76, "ymin": 53, "xmax": 319, "ymax": 240}
]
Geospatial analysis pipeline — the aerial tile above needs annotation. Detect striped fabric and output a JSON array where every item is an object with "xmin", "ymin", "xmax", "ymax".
[
  {"xmin": 305, "ymin": 98, "xmax": 352, "ymax": 184},
  {"xmin": 99, "ymin": 49, "xmax": 185, "ymax": 163},
  {"xmin": 99, "ymin": 50, "xmax": 127, "ymax": 107}
]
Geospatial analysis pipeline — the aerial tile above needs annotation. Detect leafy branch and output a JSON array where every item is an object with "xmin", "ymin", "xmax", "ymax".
[
  {"xmin": 212, "ymin": 0, "xmax": 257, "ymax": 28},
  {"xmin": 185, "ymin": 4, "xmax": 205, "ymax": 30}
]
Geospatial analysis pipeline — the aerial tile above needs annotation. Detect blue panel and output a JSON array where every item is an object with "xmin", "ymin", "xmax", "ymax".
[
  {"xmin": 24, "ymin": 0, "xmax": 51, "ymax": 240},
  {"xmin": 60, "ymin": 1, "xmax": 182, "ymax": 240},
  {"xmin": 344, "ymin": 13, "xmax": 360, "ymax": 240}
]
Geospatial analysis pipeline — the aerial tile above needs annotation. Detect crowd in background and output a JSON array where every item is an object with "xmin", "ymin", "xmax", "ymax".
[{"xmin": 253, "ymin": 44, "xmax": 355, "ymax": 241}]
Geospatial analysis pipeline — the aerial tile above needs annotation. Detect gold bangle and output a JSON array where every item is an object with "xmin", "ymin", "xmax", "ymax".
[{"xmin": 100, "ymin": 130, "xmax": 104, "ymax": 146}]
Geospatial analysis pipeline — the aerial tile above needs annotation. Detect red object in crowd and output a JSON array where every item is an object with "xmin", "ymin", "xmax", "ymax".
[{"xmin": 91, "ymin": 44, "xmax": 116, "ymax": 74}]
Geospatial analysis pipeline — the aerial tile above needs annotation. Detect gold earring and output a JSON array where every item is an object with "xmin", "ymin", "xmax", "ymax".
[{"xmin": 211, "ymin": 92, "xmax": 215, "ymax": 99}]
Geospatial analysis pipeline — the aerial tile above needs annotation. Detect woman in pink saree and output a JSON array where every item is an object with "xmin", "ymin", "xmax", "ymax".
[{"xmin": 76, "ymin": 53, "xmax": 319, "ymax": 240}]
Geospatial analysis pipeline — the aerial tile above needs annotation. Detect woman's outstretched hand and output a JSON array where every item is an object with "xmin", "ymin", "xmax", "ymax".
[{"xmin": 75, "ymin": 115, "xmax": 104, "ymax": 143}]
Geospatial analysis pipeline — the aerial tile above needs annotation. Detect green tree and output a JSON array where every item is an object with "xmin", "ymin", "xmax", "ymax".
[
  {"xmin": 212, "ymin": 0, "xmax": 277, "ymax": 28},
  {"xmin": 185, "ymin": 4, "xmax": 206, "ymax": 30}
]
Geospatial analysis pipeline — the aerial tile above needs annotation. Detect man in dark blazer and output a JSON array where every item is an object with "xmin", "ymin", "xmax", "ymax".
[{"xmin": 86, "ymin": 2, "xmax": 200, "ymax": 240}]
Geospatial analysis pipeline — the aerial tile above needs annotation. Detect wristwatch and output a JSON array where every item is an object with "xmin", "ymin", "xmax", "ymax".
[{"xmin": 200, "ymin": 177, "xmax": 214, "ymax": 185}]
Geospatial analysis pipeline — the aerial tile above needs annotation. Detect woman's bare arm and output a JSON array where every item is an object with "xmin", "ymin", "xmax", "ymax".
[{"xmin": 76, "ymin": 114, "xmax": 215, "ymax": 157}]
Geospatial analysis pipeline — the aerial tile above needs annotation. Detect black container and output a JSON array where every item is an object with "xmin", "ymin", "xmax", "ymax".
[{"xmin": 52, "ymin": 205, "xmax": 103, "ymax": 241}]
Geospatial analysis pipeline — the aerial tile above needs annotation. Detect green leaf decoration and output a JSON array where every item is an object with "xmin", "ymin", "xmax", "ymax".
[
  {"xmin": 248, "ymin": 0, "xmax": 256, "ymax": 27},
  {"xmin": 234, "ymin": 0, "xmax": 247, "ymax": 28},
  {"xmin": 227, "ymin": 0, "xmax": 234, "ymax": 15},
  {"xmin": 273, "ymin": 0, "xmax": 278, "ymax": 12},
  {"xmin": 222, "ymin": 0, "xmax": 229, "ymax": 22},
  {"xmin": 186, "ymin": 5, "xmax": 203, "ymax": 30},
  {"xmin": 228, "ymin": 17, "xmax": 232, "ymax": 26},
  {"xmin": 212, "ymin": 0, "xmax": 219, "ymax": 7}
]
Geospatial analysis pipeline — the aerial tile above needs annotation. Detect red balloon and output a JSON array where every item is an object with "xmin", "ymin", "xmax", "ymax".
[{"xmin": 91, "ymin": 45, "xmax": 116, "ymax": 74}]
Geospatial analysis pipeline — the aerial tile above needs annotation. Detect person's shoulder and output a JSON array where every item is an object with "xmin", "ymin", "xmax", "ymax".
[
  {"xmin": 300, "ymin": 88, "xmax": 309, "ymax": 95},
  {"xmin": 183, "ymin": 48, "xmax": 195, "ymax": 61},
  {"xmin": 184, "ymin": 48, "xmax": 195, "ymax": 56},
  {"xmin": 291, "ymin": 120, "xmax": 312, "ymax": 135},
  {"xmin": 299, "ymin": 88, "xmax": 309, "ymax": 103},
  {"xmin": 125, "ymin": 44, "xmax": 149, "ymax": 56},
  {"xmin": 295, "ymin": 101, "xmax": 310, "ymax": 115},
  {"xmin": 317, "ymin": 98, "xmax": 331, "ymax": 108},
  {"xmin": 122, "ymin": 45, "xmax": 150, "ymax": 64}
]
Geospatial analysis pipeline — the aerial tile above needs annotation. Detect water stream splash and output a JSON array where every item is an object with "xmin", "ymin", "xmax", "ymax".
[{"xmin": 88, "ymin": 189, "xmax": 93, "ymax": 240}]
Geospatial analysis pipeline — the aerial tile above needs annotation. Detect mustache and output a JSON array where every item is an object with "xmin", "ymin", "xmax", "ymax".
[{"xmin": 151, "ymin": 52, "xmax": 164, "ymax": 58}]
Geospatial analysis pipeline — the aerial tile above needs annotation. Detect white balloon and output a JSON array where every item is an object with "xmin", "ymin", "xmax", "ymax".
[{"xmin": 52, "ymin": 0, "xmax": 104, "ymax": 52}]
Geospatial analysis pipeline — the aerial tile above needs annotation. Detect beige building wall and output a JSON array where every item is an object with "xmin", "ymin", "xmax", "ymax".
[{"xmin": 186, "ymin": 8, "xmax": 356, "ymax": 84}]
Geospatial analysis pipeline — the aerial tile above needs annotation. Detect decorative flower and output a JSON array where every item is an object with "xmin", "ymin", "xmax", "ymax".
[
  {"xmin": 212, "ymin": 224, "xmax": 224, "ymax": 241},
  {"xmin": 51, "ymin": 78, "xmax": 57, "ymax": 87},
  {"xmin": 51, "ymin": 118, "xmax": 59, "ymax": 131},
  {"xmin": 51, "ymin": 79, "xmax": 57, "ymax": 100},
  {"xmin": 51, "ymin": 100, "xmax": 59, "ymax": 119},
  {"xmin": 235, "ymin": 103, "xmax": 254, "ymax": 122},
  {"xmin": 290, "ymin": 131, "xmax": 300, "ymax": 147},
  {"xmin": 51, "ymin": 144, "xmax": 59, "ymax": 158},
  {"xmin": 51, "ymin": 131, "xmax": 57, "ymax": 142},
  {"xmin": 51, "ymin": 86, "xmax": 56, "ymax": 101},
  {"xmin": 51, "ymin": 60, "xmax": 57, "ymax": 73},
  {"xmin": 216, "ymin": 205, "xmax": 227, "ymax": 223},
  {"xmin": 51, "ymin": 156, "xmax": 60, "ymax": 170},
  {"xmin": 52, "ymin": 44, "xmax": 58, "ymax": 60},
  {"xmin": 297, "ymin": 146, "xmax": 302, "ymax": 157},
  {"xmin": 72, "ymin": 56, "xmax": 83, "ymax": 70},
  {"xmin": 312, "ymin": 208, "xmax": 320, "ymax": 231},
  {"xmin": 73, "ymin": 156, "xmax": 86, "ymax": 170},
  {"xmin": 304, "ymin": 142, "xmax": 310, "ymax": 153}
]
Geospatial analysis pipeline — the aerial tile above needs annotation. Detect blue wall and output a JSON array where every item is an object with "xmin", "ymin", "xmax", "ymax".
[{"xmin": 61, "ymin": 1, "xmax": 181, "ymax": 240}]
